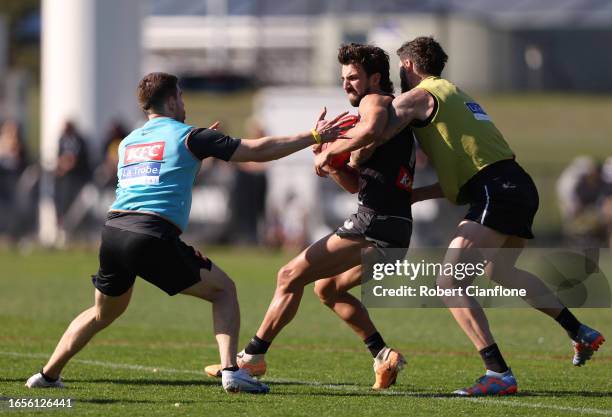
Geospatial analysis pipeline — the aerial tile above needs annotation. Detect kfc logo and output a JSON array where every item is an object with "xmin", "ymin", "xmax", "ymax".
[{"xmin": 124, "ymin": 142, "xmax": 165, "ymax": 164}]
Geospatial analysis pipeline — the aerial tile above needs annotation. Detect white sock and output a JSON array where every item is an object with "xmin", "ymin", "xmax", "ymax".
[{"xmin": 485, "ymin": 368, "xmax": 510, "ymax": 378}]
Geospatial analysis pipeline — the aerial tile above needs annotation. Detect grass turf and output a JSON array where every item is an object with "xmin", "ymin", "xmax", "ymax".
[{"xmin": 0, "ymin": 247, "xmax": 611, "ymax": 416}]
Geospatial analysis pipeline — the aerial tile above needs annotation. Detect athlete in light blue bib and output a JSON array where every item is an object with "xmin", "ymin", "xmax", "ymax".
[
  {"xmin": 26, "ymin": 72, "xmax": 351, "ymax": 395},
  {"xmin": 112, "ymin": 117, "xmax": 200, "ymax": 231}
]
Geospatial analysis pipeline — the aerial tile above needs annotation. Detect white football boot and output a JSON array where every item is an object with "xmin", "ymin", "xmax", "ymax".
[
  {"xmin": 221, "ymin": 368, "xmax": 269, "ymax": 394},
  {"xmin": 25, "ymin": 372, "xmax": 65, "ymax": 388}
]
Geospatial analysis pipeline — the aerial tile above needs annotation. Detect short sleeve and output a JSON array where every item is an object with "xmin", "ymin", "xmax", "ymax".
[{"xmin": 185, "ymin": 128, "xmax": 241, "ymax": 161}]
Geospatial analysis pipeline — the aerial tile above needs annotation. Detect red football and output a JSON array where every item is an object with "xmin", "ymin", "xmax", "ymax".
[{"xmin": 321, "ymin": 114, "xmax": 359, "ymax": 169}]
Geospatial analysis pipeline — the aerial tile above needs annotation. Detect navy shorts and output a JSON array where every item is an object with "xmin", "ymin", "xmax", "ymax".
[
  {"xmin": 92, "ymin": 225, "xmax": 212, "ymax": 296},
  {"xmin": 460, "ymin": 159, "xmax": 539, "ymax": 239}
]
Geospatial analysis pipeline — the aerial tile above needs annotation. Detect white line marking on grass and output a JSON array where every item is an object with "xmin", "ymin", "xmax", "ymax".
[
  {"xmin": 2, "ymin": 351, "xmax": 610, "ymax": 415},
  {"xmin": 0, "ymin": 351, "xmax": 356, "ymax": 389},
  {"xmin": 462, "ymin": 398, "xmax": 612, "ymax": 416},
  {"xmin": 0, "ymin": 351, "xmax": 202, "ymax": 375},
  {"xmin": 368, "ymin": 390, "xmax": 612, "ymax": 415}
]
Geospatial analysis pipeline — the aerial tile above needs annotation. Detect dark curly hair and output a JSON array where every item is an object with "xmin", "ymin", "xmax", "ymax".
[
  {"xmin": 396, "ymin": 37, "xmax": 448, "ymax": 76},
  {"xmin": 337, "ymin": 43, "xmax": 394, "ymax": 94}
]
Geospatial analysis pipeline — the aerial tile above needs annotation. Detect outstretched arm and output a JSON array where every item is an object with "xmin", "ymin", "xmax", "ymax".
[
  {"xmin": 230, "ymin": 108, "xmax": 349, "ymax": 163},
  {"xmin": 231, "ymin": 132, "xmax": 319, "ymax": 163}
]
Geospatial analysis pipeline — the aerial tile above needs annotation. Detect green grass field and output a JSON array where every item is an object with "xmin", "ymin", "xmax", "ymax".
[{"xmin": 0, "ymin": 248, "xmax": 611, "ymax": 416}]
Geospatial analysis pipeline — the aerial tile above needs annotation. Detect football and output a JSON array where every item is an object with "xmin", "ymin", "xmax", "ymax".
[{"xmin": 322, "ymin": 114, "xmax": 359, "ymax": 168}]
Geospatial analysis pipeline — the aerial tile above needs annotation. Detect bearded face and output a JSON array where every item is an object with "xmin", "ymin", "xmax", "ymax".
[
  {"xmin": 400, "ymin": 65, "xmax": 411, "ymax": 93},
  {"xmin": 348, "ymin": 89, "xmax": 369, "ymax": 107}
]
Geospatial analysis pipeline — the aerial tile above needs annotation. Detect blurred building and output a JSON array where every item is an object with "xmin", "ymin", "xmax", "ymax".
[{"xmin": 144, "ymin": 0, "xmax": 612, "ymax": 92}]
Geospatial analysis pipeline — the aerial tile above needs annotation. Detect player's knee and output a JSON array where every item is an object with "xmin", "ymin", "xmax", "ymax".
[
  {"xmin": 94, "ymin": 299, "xmax": 129, "ymax": 326},
  {"xmin": 207, "ymin": 273, "xmax": 237, "ymax": 302},
  {"xmin": 218, "ymin": 277, "xmax": 237, "ymax": 299},
  {"xmin": 489, "ymin": 265, "xmax": 520, "ymax": 286},
  {"xmin": 276, "ymin": 264, "xmax": 303, "ymax": 292},
  {"xmin": 94, "ymin": 308, "xmax": 121, "ymax": 327},
  {"xmin": 314, "ymin": 281, "xmax": 338, "ymax": 307}
]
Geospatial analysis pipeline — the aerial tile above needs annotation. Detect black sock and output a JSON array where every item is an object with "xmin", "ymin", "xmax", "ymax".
[
  {"xmin": 364, "ymin": 332, "xmax": 386, "ymax": 358},
  {"xmin": 244, "ymin": 335, "xmax": 271, "ymax": 355},
  {"xmin": 555, "ymin": 308, "xmax": 582, "ymax": 340},
  {"xmin": 40, "ymin": 369, "xmax": 58, "ymax": 383},
  {"xmin": 222, "ymin": 366, "xmax": 239, "ymax": 372},
  {"xmin": 479, "ymin": 343, "xmax": 509, "ymax": 373}
]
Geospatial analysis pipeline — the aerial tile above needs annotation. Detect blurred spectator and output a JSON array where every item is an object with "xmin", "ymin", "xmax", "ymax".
[
  {"xmin": 601, "ymin": 157, "xmax": 612, "ymax": 195},
  {"xmin": 55, "ymin": 121, "xmax": 90, "ymax": 226},
  {"xmin": 226, "ymin": 117, "xmax": 268, "ymax": 244},
  {"xmin": 266, "ymin": 191, "xmax": 308, "ymax": 251},
  {"xmin": 9, "ymin": 163, "xmax": 41, "ymax": 242},
  {"xmin": 0, "ymin": 121, "xmax": 28, "ymax": 235},
  {"xmin": 55, "ymin": 120, "xmax": 130, "ymax": 239},
  {"xmin": 94, "ymin": 120, "xmax": 127, "ymax": 189},
  {"xmin": 0, "ymin": 120, "xmax": 28, "ymax": 174},
  {"xmin": 229, "ymin": 162, "xmax": 268, "ymax": 244},
  {"xmin": 600, "ymin": 157, "xmax": 612, "ymax": 247},
  {"xmin": 557, "ymin": 156, "xmax": 607, "ymax": 246}
]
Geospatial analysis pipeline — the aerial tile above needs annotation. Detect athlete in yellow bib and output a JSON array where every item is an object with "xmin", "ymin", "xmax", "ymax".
[
  {"xmin": 315, "ymin": 37, "xmax": 605, "ymax": 397},
  {"xmin": 407, "ymin": 76, "xmax": 514, "ymax": 204}
]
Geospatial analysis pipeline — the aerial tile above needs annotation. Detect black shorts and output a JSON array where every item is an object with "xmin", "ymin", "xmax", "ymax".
[
  {"xmin": 335, "ymin": 207, "xmax": 412, "ymax": 249},
  {"xmin": 460, "ymin": 159, "xmax": 539, "ymax": 239},
  {"xmin": 92, "ymin": 225, "xmax": 212, "ymax": 297}
]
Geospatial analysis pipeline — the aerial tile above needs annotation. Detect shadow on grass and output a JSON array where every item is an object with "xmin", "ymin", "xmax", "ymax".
[
  {"xmin": 76, "ymin": 398, "xmax": 197, "ymax": 405},
  {"xmin": 263, "ymin": 389, "xmax": 461, "ymax": 398},
  {"xmin": 262, "ymin": 381, "xmax": 612, "ymax": 399},
  {"xmin": 265, "ymin": 380, "xmax": 361, "ymax": 387},
  {"xmin": 70, "ymin": 378, "xmax": 219, "ymax": 387},
  {"xmin": 0, "ymin": 377, "xmax": 218, "ymax": 387},
  {"xmin": 263, "ymin": 389, "xmax": 612, "ymax": 399}
]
